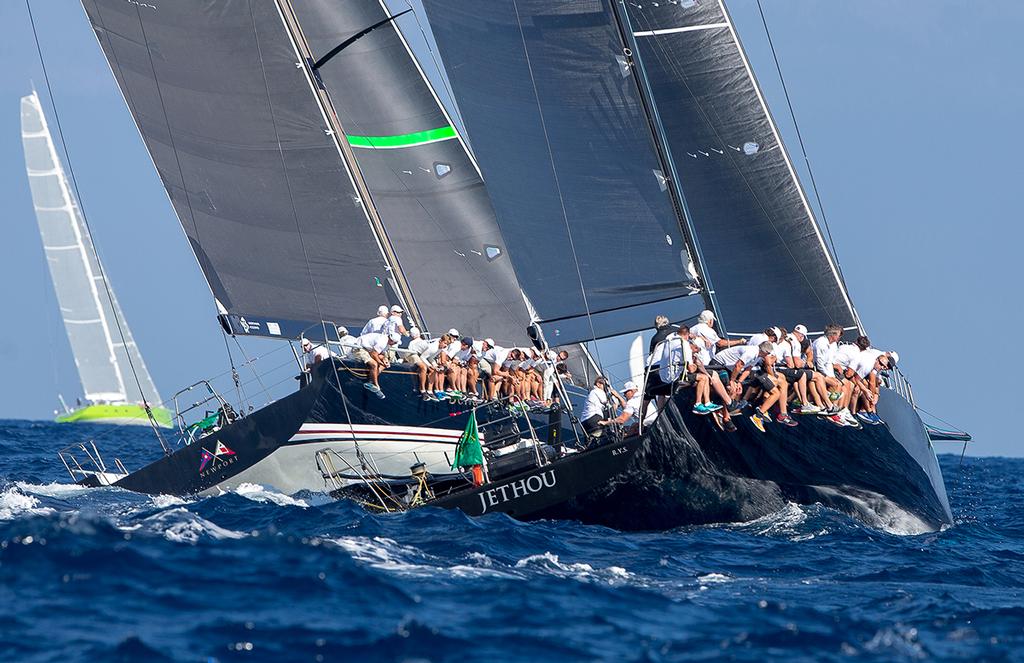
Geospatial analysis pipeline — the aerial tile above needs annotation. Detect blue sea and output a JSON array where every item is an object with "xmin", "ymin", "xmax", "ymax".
[{"xmin": 0, "ymin": 420, "xmax": 1020, "ymax": 662}]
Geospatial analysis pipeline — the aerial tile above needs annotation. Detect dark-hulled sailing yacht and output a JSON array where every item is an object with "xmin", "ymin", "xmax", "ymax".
[{"xmin": 64, "ymin": 0, "xmax": 952, "ymax": 531}]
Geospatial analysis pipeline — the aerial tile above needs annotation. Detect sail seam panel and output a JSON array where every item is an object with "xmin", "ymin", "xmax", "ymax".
[
  {"xmin": 509, "ymin": 0, "xmax": 600, "ymax": 350},
  {"xmin": 716, "ymin": 0, "xmax": 859, "ymax": 329},
  {"xmin": 629, "ymin": 9, "xmax": 837, "ymax": 325},
  {"xmin": 375, "ymin": 0, "xmax": 485, "ymax": 179}
]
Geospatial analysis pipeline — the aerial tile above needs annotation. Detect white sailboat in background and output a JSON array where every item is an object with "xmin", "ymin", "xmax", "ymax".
[{"xmin": 20, "ymin": 91, "xmax": 170, "ymax": 428}]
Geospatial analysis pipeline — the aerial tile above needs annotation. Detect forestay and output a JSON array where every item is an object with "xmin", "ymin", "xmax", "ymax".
[
  {"xmin": 81, "ymin": 0, "xmax": 395, "ymax": 338},
  {"xmin": 289, "ymin": 0, "xmax": 531, "ymax": 346},
  {"xmin": 420, "ymin": 0, "xmax": 703, "ymax": 345},
  {"xmin": 21, "ymin": 92, "xmax": 161, "ymax": 405},
  {"xmin": 618, "ymin": 0, "xmax": 860, "ymax": 334}
]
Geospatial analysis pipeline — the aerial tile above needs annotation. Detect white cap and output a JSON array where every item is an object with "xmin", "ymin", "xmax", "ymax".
[
  {"xmin": 698, "ymin": 310, "xmax": 715, "ymax": 324},
  {"xmin": 301, "ymin": 337, "xmax": 312, "ymax": 347},
  {"xmin": 888, "ymin": 351, "xmax": 900, "ymax": 365},
  {"xmin": 545, "ymin": 350, "xmax": 557, "ymax": 360},
  {"xmin": 771, "ymin": 326, "xmax": 782, "ymax": 339},
  {"xmin": 377, "ymin": 305, "xmax": 389, "ymax": 317},
  {"xmin": 387, "ymin": 332, "xmax": 401, "ymax": 344},
  {"xmin": 794, "ymin": 324, "xmax": 808, "ymax": 336},
  {"xmin": 409, "ymin": 327, "xmax": 421, "ymax": 338},
  {"xmin": 336, "ymin": 325, "xmax": 348, "ymax": 336},
  {"xmin": 390, "ymin": 304, "xmax": 404, "ymax": 313},
  {"xmin": 623, "ymin": 380, "xmax": 638, "ymax": 392},
  {"xmin": 484, "ymin": 338, "xmax": 495, "ymax": 347},
  {"xmin": 448, "ymin": 328, "xmax": 460, "ymax": 337}
]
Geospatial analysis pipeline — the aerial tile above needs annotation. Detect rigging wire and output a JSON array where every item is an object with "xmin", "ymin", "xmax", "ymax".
[
  {"xmin": 755, "ymin": 0, "xmax": 851, "ymax": 294},
  {"xmin": 26, "ymin": 0, "xmax": 169, "ymax": 453}
]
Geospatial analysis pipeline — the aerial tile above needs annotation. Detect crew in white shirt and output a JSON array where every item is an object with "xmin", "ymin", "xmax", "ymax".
[
  {"xmin": 692, "ymin": 310, "xmax": 745, "ymax": 364},
  {"xmin": 404, "ymin": 327, "xmax": 431, "ymax": 394},
  {"xmin": 354, "ymin": 331, "xmax": 399, "ymax": 397},
  {"xmin": 335, "ymin": 325, "xmax": 359, "ymax": 359},
  {"xmin": 579, "ymin": 376, "xmax": 622, "ymax": 437},
  {"xmin": 360, "ymin": 305, "xmax": 390, "ymax": 336},
  {"xmin": 300, "ymin": 337, "xmax": 329, "ymax": 374}
]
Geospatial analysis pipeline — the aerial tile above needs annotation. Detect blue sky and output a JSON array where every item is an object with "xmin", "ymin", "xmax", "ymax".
[{"xmin": 0, "ymin": 1, "xmax": 1019, "ymax": 457}]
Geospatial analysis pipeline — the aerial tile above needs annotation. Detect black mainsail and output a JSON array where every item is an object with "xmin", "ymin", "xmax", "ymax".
[
  {"xmin": 81, "ymin": 0, "xmax": 398, "ymax": 338},
  {"xmin": 419, "ymin": 0, "xmax": 704, "ymax": 345},
  {"xmin": 614, "ymin": 0, "xmax": 860, "ymax": 334},
  {"xmin": 287, "ymin": 0, "xmax": 530, "ymax": 344}
]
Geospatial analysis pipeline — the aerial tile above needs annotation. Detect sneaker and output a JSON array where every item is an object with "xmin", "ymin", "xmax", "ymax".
[
  {"xmin": 750, "ymin": 410, "xmax": 767, "ymax": 433},
  {"xmin": 724, "ymin": 419, "xmax": 738, "ymax": 432},
  {"xmin": 363, "ymin": 382, "xmax": 377, "ymax": 392},
  {"xmin": 434, "ymin": 390, "xmax": 449, "ymax": 400},
  {"xmin": 692, "ymin": 403, "xmax": 709, "ymax": 415},
  {"xmin": 856, "ymin": 411, "xmax": 874, "ymax": 424},
  {"xmin": 866, "ymin": 413, "xmax": 883, "ymax": 425},
  {"xmin": 374, "ymin": 390, "xmax": 386, "ymax": 400},
  {"xmin": 827, "ymin": 414, "xmax": 847, "ymax": 426},
  {"xmin": 800, "ymin": 403, "xmax": 822, "ymax": 415},
  {"xmin": 704, "ymin": 402, "xmax": 723, "ymax": 413},
  {"xmin": 776, "ymin": 413, "xmax": 799, "ymax": 427},
  {"xmin": 727, "ymin": 399, "xmax": 747, "ymax": 415},
  {"xmin": 840, "ymin": 409, "xmax": 862, "ymax": 429}
]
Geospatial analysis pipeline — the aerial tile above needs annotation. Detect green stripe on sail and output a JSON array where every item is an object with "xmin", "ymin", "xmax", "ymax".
[{"xmin": 347, "ymin": 125, "xmax": 457, "ymax": 149}]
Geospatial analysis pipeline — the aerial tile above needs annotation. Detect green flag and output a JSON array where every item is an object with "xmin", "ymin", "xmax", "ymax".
[{"xmin": 451, "ymin": 409, "xmax": 484, "ymax": 470}]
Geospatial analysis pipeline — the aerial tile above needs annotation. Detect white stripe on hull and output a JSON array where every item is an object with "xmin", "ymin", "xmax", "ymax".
[{"xmin": 200, "ymin": 426, "xmax": 461, "ymax": 496}]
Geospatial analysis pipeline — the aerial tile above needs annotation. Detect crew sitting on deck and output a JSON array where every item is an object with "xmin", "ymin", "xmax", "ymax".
[
  {"xmin": 714, "ymin": 341, "xmax": 798, "ymax": 431},
  {"xmin": 354, "ymin": 330, "xmax": 399, "ymax": 398},
  {"xmin": 404, "ymin": 327, "xmax": 431, "ymax": 395}
]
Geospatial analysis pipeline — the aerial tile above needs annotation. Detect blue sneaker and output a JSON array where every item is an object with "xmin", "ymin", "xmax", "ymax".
[
  {"xmin": 704, "ymin": 402, "xmax": 723, "ymax": 413},
  {"xmin": 692, "ymin": 403, "xmax": 709, "ymax": 415},
  {"xmin": 856, "ymin": 411, "xmax": 874, "ymax": 424}
]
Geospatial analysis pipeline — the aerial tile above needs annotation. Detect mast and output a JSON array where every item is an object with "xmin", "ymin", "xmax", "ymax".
[
  {"xmin": 275, "ymin": 0, "xmax": 424, "ymax": 331},
  {"xmin": 608, "ymin": 1, "xmax": 721, "ymax": 331}
]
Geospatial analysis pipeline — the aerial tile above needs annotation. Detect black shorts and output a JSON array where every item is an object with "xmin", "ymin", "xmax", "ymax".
[
  {"xmin": 778, "ymin": 367, "xmax": 803, "ymax": 381},
  {"xmin": 582, "ymin": 414, "xmax": 603, "ymax": 435},
  {"xmin": 743, "ymin": 373, "xmax": 776, "ymax": 392}
]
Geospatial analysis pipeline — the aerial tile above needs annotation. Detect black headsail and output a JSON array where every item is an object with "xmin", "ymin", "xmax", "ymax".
[
  {"xmin": 419, "ymin": 0, "xmax": 703, "ymax": 346},
  {"xmin": 614, "ymin": 0, "xmax": 861, "ymax": 335},
  {"xmin": 80, "ymin": 0, "xmax": 403, "ymax": 338},
  {"xmin": 284, "ymin": 0, "xmax": 530, "ymax": 344}
]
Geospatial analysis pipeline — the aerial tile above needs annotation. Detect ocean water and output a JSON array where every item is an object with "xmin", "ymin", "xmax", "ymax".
[{"xmin": 0, "ymin": 420, "xmax": 1020, "ymax": 662}]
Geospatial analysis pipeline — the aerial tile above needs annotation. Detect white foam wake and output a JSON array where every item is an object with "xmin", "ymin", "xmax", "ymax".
[
  {"xmin": 0, "ymin": 487, "xmax": 56, "ymax": 520},
  {"xmin": 138, "ymin": 507, "xmax": 247, "ymax": 544},
  {"xmin": 233, "ymin": 483, "xmax": 309, "ymax": 508}
]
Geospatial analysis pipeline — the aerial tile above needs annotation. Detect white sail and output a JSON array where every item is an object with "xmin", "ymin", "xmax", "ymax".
[{"xmin": 20, "ymin": 92, "xmax": 161, "ymax": 406}]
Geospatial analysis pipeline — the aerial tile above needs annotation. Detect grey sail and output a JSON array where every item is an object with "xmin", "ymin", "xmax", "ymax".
[
  {"xmin": 419, "ymin": 0, "xmax": 703, "ymax": 345},
  {"xmin": 21, "ymin": 91, "xmax": 160, "ymax": 405},
  {"xmin": 289, "ymin": 0, "xmax": 530, "ymax": 345},
  {"xmin": 81, "ymin": 0, "xmax": 397, "ymax": 338},
  {"xmin": 616, "ymin": 0, "xmax": 860, "ymax": 335}
]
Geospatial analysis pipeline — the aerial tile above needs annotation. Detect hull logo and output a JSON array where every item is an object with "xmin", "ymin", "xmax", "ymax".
[
  {"xmin": 478, "ymin": 470, "xmax": 556, "ymax": 514},
  {"xmin": 199, "ymin": 441, "xmax": 236, "ymax": 474}
]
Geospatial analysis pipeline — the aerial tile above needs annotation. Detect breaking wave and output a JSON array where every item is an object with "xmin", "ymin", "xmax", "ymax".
[{"xmin": 0, "ymin": 419, "xmax": 1020, "ymax": 661}]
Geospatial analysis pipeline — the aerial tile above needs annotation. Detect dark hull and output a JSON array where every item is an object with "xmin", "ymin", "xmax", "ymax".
[
  {"xmin": 545, "ymin": 389, "xmax": 953, "ymax": 531},
  {"xmin": 101, "ymin": 359, "xmax": 952, "ymax": 532},
  {"xmin": 430, "ymin": 437, "xmax": 640, "ymax": 519}
]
